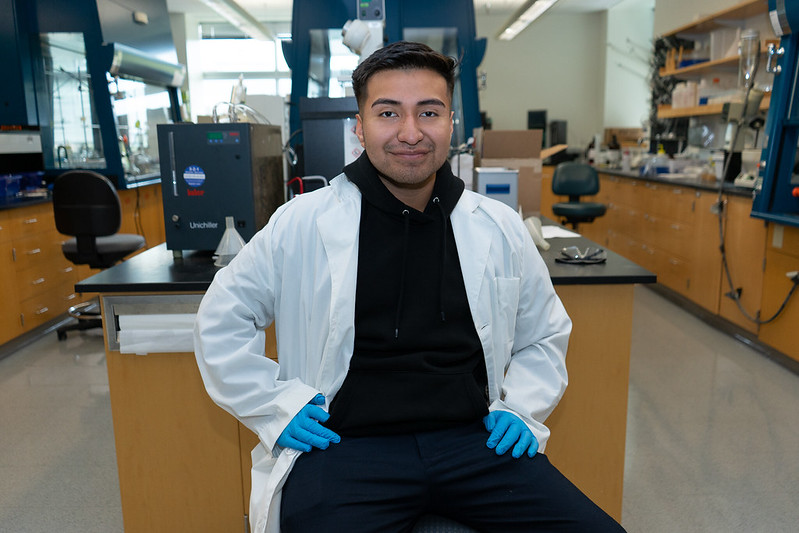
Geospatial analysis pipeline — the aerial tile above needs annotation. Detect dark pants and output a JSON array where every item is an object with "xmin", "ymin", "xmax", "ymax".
[{"xmin": 280, "ymin": 421, "xmax": 625, "ymax": 532}]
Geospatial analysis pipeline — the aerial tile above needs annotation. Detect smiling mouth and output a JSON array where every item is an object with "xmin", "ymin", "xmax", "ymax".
[{"xmin": 391, "ymin": 150, "xmax": 429, "ymax": 157}]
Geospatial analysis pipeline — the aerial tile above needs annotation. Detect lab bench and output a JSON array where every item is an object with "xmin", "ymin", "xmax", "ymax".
[
  {"xmin": 541, "ymin": 164, "xmax": 799, "ymax": 364},
  {"xmin": 78, "ymin": 228, "xmax": 654, "ymax": 532}
]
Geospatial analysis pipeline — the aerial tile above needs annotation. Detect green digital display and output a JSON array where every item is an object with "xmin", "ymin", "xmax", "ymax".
[{"xmin": 206, "ymin": 132, "xmax": 224, "ymax": 140}]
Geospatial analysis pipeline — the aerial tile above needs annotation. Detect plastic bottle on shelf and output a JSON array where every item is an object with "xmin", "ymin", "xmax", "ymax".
[
  {"xmin": 697, "ymin": 79, "xmax": 711, "ymax": 106},
  {"xmin": 652, "ymin": 144, "xmax": 670, "ymax": 174},
  {"xmin": 680, "ymin": 40, "xmax": 709, "ymax": 68}
]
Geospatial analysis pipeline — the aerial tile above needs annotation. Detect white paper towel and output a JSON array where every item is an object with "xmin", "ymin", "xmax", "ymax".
[
  {"xmin": 117, "ymin": 313, "xmax": 197, "ymax": 354},
  {"xmin": 118, "ymin": 313, "xmax": 196, "ymax": 330},
  {"xmin": 118, "ymin": 328, "xmax": 195, "ymax": 355}
]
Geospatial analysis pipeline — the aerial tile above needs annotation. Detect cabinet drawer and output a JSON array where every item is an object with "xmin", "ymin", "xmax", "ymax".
[
  {"xmin": 601, "ymin": 175, "xmax": 641, "ymax": 208},
  {"xmin": 19, "ymin": 282, "xmax": 77, "ymax": 331},
  {"xmin": 607, "ymin": 230, "xmax": 649, "ymax": 269},
  {"xmin": 16, "ymin": 261, "xmax": 77, "ymax": 301},
  {"xmin": 641, "ymin": 213, "xmax": 694, "ymax": 260},
  {"xmin": 12, "ymin": 232, "xmax": 65, "ymax": 271},
  {"xmin": 616, "ymin": 207, "xmax": 645, "ymax": 241},
  {"xmin": 9, "ymin": 203, "xmax": 55, "ymax": 238},
  {"xmin": 651, "ymin": 247, "xmax": 691, "ymax": 297},
  {"xmin": 641, "ymin": 182, "xmax": 698, "ymax": 223}
]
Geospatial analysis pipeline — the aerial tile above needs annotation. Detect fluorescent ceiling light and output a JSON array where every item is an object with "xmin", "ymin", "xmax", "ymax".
[
  {"xmin": 199, "ymin": 0, "xmax": 274, "ymax": 40},
  {"xmin": 496, "ymin": 0, "xmax": 559, "ymax": 41}
]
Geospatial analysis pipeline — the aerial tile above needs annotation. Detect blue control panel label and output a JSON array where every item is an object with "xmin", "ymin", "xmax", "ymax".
[{"xmin": 183, "ymin": 165, "xmax": 206, "ymax": 188}]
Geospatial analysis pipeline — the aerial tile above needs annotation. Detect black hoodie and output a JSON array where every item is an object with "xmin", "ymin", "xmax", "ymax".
[{"xmin": 326, "ymin": 153, "xmax": 488, "ymax": 437}]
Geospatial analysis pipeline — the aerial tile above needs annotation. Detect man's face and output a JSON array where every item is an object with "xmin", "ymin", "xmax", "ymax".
[{"xmin": 355, "ymin": 68, "xmax": 454, "ymax": 190}]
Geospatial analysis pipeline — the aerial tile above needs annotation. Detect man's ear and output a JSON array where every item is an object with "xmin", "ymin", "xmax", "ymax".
[{"xmin": 355, "ymin": 114, "xmax": 365, "ymax": 147}]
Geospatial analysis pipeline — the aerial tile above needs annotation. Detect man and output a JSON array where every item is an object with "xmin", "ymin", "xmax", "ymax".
[{"xmin": 194, "ymin": 41, "xmax": 624, "ymax": 533}]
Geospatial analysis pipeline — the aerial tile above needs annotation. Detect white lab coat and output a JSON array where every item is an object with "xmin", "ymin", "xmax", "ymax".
[{"xmin": 194, "ymin": 174, "xmax": 571, "ymax": 533}]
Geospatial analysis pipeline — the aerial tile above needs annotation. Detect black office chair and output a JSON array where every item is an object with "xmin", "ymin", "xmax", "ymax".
[
  {"xmin": 551, "ymin": 162, "xmax": 607, "ymax": 230},
  {"xmin": 52, "ymin": 170, "xmax": 146, "ymax": 340}
]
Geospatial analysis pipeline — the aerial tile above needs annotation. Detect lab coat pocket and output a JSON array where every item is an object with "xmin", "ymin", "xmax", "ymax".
[{"xmin": 493, "ymin": 277, "xmax": 520, "ymax": 350}]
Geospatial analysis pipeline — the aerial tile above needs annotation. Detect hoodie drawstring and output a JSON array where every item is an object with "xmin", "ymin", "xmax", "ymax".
[
  {"xmin": 394, "ymin": 209, "xmax": 411, "ymax": 339},
  {"xmin": 394, "ymin": 198, "xmax": 449, "ymax": 339},
  {"xmin": 433, "ymin": 197, "xmax": 447, "ymax": 323}
]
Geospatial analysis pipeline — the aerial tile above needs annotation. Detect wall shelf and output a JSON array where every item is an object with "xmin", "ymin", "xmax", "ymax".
[
  {"xmin": 657, "ymin": 94, "xmax": 771, "ymax": 119},
  {"xmin": 660, "ymin": 0, "xmax": 768, "ymax": 39},
  {"xmin": 659, "ymin": 40, "xmax": 777, "ymax": 77}
]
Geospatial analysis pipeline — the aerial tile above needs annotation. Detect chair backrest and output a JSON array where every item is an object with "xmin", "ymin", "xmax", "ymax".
[
  {"xmin": 551, "ymin": 162, "xmax": 599, "ymax": 198},
  {"xmin": 53, "ymin": 170, "xmax": 122, "ymax": 238}
]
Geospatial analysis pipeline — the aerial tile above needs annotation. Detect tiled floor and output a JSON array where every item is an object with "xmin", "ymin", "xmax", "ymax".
[{"xmin": 0, "ymin": 286, "xmax": 797, "ymax": 532}]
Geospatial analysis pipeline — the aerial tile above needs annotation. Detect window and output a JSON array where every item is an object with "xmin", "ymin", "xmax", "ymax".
[{"xmin": 188, "ymin": 22, "xmax": 292, "ymax": 121}]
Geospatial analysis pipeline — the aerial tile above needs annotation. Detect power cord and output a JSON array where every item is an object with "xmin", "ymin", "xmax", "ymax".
[{"xmin": 714, "ymin": 87, "xmax": 798, "ymax": 324}]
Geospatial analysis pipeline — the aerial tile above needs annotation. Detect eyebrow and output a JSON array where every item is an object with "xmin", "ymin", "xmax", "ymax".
[{"xmin": 370, "ymin": 98, "xmax": 447, "ymax": 108}]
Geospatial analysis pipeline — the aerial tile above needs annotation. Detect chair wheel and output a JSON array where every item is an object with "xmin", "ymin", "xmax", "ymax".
[{"xmin": 57, "ymin": 330, "xmax": 67, "ymax": 341}]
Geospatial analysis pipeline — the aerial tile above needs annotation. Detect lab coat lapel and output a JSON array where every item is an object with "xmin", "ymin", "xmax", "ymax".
[
  {"xmin": 450, "ymin": 196, "xmax": 492, "ymax": 323},
  {"xmin": 314, "ymin": 188, "xmax": 360, "ymax": 394}
]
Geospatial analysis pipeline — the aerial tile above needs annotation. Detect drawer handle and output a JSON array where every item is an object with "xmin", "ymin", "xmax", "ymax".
[
  {"xmin": 35, "ymin": 307, "xmax": 49, "ymax": 315},
  {"xmin": 669, "ymin": 259, "xmax": 680, "ymax": 265},
  {"xmin": 32, "ymin": 277, "xmax": 46, "ymax": 285},
  {"xmin": 23, "ymin": 218, "xmax": 39, "ymax": 225},
  {"xmin": 65, "ymin": 293, "xmax": 77, "ymax": 301},
  {"xmin": 62, "ymin": 266, "xmax": 74, "ymax": 273},
  {"xmin": 670, "ymin": 224, "xmax": 681, "ymax": 230},
  {"xmin": 25, "ymin": 248, "xmax": 42, "ymax": 255}
]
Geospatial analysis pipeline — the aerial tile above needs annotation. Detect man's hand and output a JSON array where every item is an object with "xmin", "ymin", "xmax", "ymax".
[
  {"xmin": 277, "ymin": 394, "xmax": 341, "ymax": 452},
  {"xmin": 483, "ymin": 411, "xmax": 538, "ymax": 458}
]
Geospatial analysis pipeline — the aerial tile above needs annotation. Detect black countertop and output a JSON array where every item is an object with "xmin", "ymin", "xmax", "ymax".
[
  {"xmin": 77, "ymin": 229, "xmax": 655, "ymax": 294},
  {"xmin": 595, "ymin": 167, "xmax": 755, "ymax": 198},
  {"xmin": 0, "ymin": 193, "xmax": 52, "ymax": 211}
]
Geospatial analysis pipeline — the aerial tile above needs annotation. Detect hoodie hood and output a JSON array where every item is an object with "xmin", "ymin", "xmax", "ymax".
[{"xmin": 343, "ymin": 152, "xmax": 464, "ymax": 219}]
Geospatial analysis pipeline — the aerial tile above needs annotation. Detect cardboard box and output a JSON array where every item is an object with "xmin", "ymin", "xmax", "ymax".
[{"xmin": 473, "ymin": 129, "xmax": 543, "ymax": 217}]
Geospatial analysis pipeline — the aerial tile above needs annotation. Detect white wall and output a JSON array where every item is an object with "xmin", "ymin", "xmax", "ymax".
[
  {"xmin": 475, "ymin": 1, "xmax": 657, "ymax": 150},
  {"xmin": 653, "ymin": 0, "xmax": 735, "ymax": 36},
  {"xmin": 475, "ymin": 11, "xmax": 606, "ymax": 149},
  {"xmin": 603, "ymin": 0, "xmax": 655, "ymax": 129}
]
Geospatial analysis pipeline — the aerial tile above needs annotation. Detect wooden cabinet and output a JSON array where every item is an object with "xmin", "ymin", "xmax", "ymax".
[
  {"xmin": 0, "ymin": 210, "xmax": 22, "ymax": 344},
  {"xmin": 118, "ymin": 183, "xmax": 166, "ymax": 249},
  {"xmin": 718, "ymin": 195, "xmax": 768, "ymax": 333},
  {"xmin": 102, "ymin": 301, "xmax": 276, "ymax": 532},
  {"xmin": 540, "ymin": 167, "xmax": 797, "ymax": 363},
  {"xmin": 598, "ymin": 174, "xmax": 723, "ymax": 312},
  {"xmin": 758, "ymin": 224, "xmax": 799, "ymax": 362},
  {"xmin": 0, "ymin": 183, "xmax": 165, "ymax": 347},
  {"xmin": 1, "ymin": 202, "xmax": 80, "ymax": 334}
]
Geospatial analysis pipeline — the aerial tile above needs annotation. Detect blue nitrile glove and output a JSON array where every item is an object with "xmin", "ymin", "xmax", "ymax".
[
  {"xmin": 276, "ymin": 394, "xmax": 341, "ymax": 452},
  {"xmin": 483, "ymin": 411, "xmax": 539, "ymax": 458}
]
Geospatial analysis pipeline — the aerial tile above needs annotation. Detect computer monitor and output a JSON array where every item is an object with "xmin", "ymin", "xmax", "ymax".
[
  {"xmin": 550, "ymin": 120, "xmax": 567, "ymax": 146},
  {"xmin": 527, "ymin": 110, "xmax": 547, "ymax": 147}
]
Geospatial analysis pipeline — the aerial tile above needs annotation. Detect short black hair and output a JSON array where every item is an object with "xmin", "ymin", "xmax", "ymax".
[{"xmin": 351, "ymin": 41, "xmax": 457, "ymax": 110}]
